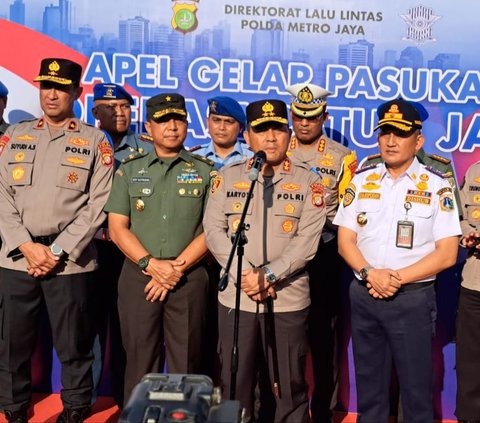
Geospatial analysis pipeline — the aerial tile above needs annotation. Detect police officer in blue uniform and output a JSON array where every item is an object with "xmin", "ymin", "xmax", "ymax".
[
  {"xmin": 190, "ymin": 96, "xmax": 252, "ymax": 168},
  {"xmin": 334, "ymin": 99, "xmax": 461, "ymax": 423}
]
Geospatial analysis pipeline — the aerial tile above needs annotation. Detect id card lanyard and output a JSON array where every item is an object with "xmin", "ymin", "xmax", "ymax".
[{"xmin": 396, "ymin": 201, "xmax": 414, "ymax": 249}]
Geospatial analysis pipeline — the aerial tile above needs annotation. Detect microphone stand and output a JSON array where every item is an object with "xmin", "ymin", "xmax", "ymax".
[{"xmin": 218, "ymin": 172, "xmax": 258, "ymax": 401}]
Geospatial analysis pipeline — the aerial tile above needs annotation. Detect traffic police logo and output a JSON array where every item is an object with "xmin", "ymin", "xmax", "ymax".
[
  {"xmin": 297, "ymin": 86, "xmax": 314, "ymax": 103},
  {"xmin": 171, "ymin": 1, "xmax": 199, "ymax": 34},
  {"xmin": 12, "ymin": 165, "xmax": 25, "ymax": 181},
  {"xmin": 67, "ymin": 172, "xmax": 79, "ymax": 184},
  {"xmin": 400, "ymin": 5, "xmax": 441, "ymax": 45}
]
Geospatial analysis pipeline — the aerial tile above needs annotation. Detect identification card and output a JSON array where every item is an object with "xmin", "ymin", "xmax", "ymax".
[{"xmin": 396, "ymin": 220, "xmax": 414, "ymax": 249}]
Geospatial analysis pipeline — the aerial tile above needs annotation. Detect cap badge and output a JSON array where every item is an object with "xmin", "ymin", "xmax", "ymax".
[
  {"xmin": 298, "ymin": 86, "xmax": 313, "ymax": 103},
  {"xmin": 384, "ymin": 104, "xmax": 403, "ymax": 120},
  {"xmin": 106, "ymin": 88, "xmax": 114, "ymax": 97},
  {"xmin": 166, "ymin": 96, "xmax": 171, "ymax": 101},
  {"xmin": 48, "ymin": 60, "xmax": 60, "ymax": 76},
  {"xmin": 210, "ymin": 100, "xmax": 217, "ymax": 113},
  {"xmin": 262, "ymin": 101, "xmax": 275, "ymax": 117}
]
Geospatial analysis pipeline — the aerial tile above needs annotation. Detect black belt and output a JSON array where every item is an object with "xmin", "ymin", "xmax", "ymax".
[
  {"xmin": 358, "ymin": 279, "xmax": 434, "ymax": 292},
  {"xmin": 31, "ymin": 234, "xmax": 59, "ymax": 245}
]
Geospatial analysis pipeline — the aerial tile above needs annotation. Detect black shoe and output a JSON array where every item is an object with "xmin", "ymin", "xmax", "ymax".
[
  {"xmin": 4, "ymin": 409, "xmax": 28, "ymax": 423},
  {"xmin": 56, "ymin": 407, "xmax": 91, "ymax": 423}
]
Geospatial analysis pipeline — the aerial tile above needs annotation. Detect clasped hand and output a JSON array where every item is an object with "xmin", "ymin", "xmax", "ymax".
[
  {"xmin": 241, "ymin": 267, "xmax": 276, "ymax": 302},
  {"xmin": 143, "ymin": 258, "xmax": 185, "ymax": 302},
  {"xmin": 365, "ymin": 268, "xmax": 402, "ymax": 299}
]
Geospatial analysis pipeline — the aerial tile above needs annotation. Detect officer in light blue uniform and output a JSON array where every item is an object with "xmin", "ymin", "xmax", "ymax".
[{"xmin": 190, "ymin": 96, "xmax": 252, "ymax": 168}]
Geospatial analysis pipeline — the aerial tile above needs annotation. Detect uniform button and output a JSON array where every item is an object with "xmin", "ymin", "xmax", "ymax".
[{"xmin": 162, "ymin": 215, "xmax": 167, "ymax": 219}]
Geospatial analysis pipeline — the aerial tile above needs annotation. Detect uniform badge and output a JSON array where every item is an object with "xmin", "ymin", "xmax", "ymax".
[
  {"xmin": 310, "ymin": 182, "xmax": 324, "ymax": 208},
  {"xmin": 15, "ymin": 152, "xmax": 25, "ymax": 162},
  {"xmin": 317, "ymin": 138, "xmax": 326, "ymax": 152},
  {"xmin": 320, "ymin": 153, "xmax": 334, "ymax": 168},
  {"xmin": 289, "ymin": 137, "xmax": 297, "ymax": 150},
  {"xmin": 416, "ymin": 181, "xmax": 428, "ymax": 190},
  {"xmin": 69, "ymin": 138, "xmax": 89, "ymax": 146},
  {"xmin": 136, "ymin": 199, "xmax": 145, "ymax": 212},
  {"xmin": 193, "ymin": 188, "xmax": 200, "ymax": 196},
  {"xmin": 475, "ymin": 177, "xmax": 480, "ymax": 183},
  {"xmin": 12, "ymin": 166, "xmax": 25, "ymax": 181},
  {"xmin": 67, "ymin": 120, "xmax": 77, "ymax": 131},
  {"xmin": 473, "ymin": 194, "xmax": 480, "ymax": 204},
  {"xmin": 233, "ymin": 202, "xmax": 242, "ymax": 212},
  {"xmin": 357, "ymin": 213, "xmax": 368, "ymax": 226},
  {"xmin": 343, "ymin": 183, "xmax": 356, "ymax": 207},
  {"xmin": 210, "ymin": 175, "xmax": 223, "ymax": 195},
  {"xmin": 171, "ymin": 1, "xmax": 198, "ymax": 34},
  {"xmin": 322, "ymin": 177, "xmax": 331, "ymax": 188},
  {"xmin": 66, "ymin": 157, "xmax": 86, "ymax": 165},
  {"xmin": 36, "ymin": 119, "xmax": 45, "ymax": 128},
  {"xmin": 179, "ymin": 188, "xmax": 186, "ymax": 195},
  {"xmin": 232, "ymin": 217, "xmax": 241, "ymax": 232},
  {"xmin": 142, "ymin": 188, "xmax": 152, "ymax": 195},
  {"xmin": 67, "ymin": 172, "xmax": 79, "ymax": 184},
  {"xmin": 366, "ymin": 172, "xmax": 381, "ymax": 181},
  {"xmin": 233, "ymin": 181, "xmax": 250, "ymax": 190},
  {"xmin": 411, "ymin": 172, "xmax": 417, "ymax": 180},
  {"xmin": 282, "ymin": 183, "xmax": 301, "ymax": 191},
  {"xmin": 281, "ymin": 219, "xmax": 294, "ymax": 233},
  {"xmin": 16, "ymin": 134, "xmax": 35, "ymax": 141},
  {"xmin": 471, "ymin": 209, "xmax": 480, "ymax": 220},
  {"xmin": 98, "ymin": 140, "xmax": 113, "ymax": 167},
  {"xmin": 282, "ymin": 159, "xmax": 291, "ymax": 172},
  {"xmin": 362, "ymin": 182, "xmax": 381, "ymax": 191},
  {"xmin": 0, "ymin": 135, "xmax": 10, "ymax": 157},
  {"xmin": 420, "ymin": 173, "xmax": 429, "ymax": 181},
  {"xmin": 285, "ymin": 204, "xmax": 295, "ymax": 214},
  {"xmin": 439, "ymin": 188, "xmax": 454, "ymax": 212}
]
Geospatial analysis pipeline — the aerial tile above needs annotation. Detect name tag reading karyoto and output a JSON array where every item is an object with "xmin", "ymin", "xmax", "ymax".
[{"xmin": 396, "ymin": 220, "xmax": 414, "ymax": 249}]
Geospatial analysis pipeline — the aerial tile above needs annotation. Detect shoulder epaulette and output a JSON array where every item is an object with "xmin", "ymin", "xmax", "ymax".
[
  {"xmin": 355, "ymin": 163, "xmax": 379, "ymax": 174},
  {"xmin": 366, "ymin": 153, "xmax": 381, "ymax": 160},
  {"xmin": 428, "ymin": 153, "xmax": 451, "ymax": 165},
  {"xmin": 191, "ymin": 153, "xmax": 215, "ymax": 167},
  {"xmin": 138, "ymin": 133, "xmax": 153, "ymax": 143},
  {"xmin": 121, "ymin": 150, "xmax": 148, "ymax": 165},
  {"xmin": 188, "ymin": 144, "xmax": 204, "ymax": 152},
  {"xmin": 425, "ymin": 165, "xmax": 447, "ymax": 178}
]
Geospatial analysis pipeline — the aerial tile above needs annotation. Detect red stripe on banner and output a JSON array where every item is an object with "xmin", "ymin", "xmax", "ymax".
[{"xmin": 0, "ymin": 18, "xmax": 140, "ymax": 101}]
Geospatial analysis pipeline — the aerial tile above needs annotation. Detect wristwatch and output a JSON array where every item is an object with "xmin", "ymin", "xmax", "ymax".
[
  {"xmin": 138, "ymin": 254, "xmax": 153, "ymax": 270},
  {"xmin": 50, "ymin": 243, "xmax": 64, "ymax": 258},
  {"xmin": 359, "ymin": 265, "xmax": 372, "ymax": 281},
  {"xmin": 263, "ymin": 266, "xmax": 278, "ymax": 284}
]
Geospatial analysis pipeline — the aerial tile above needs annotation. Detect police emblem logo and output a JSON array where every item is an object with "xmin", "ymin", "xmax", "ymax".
[
  {"xmin": 12, "ymin": 166, "xmax": 25, "ymax": 181},
  {"xmin": 281, "ymin": 219, "xmax": 294, "ymax": 233},
  {"xmin": 48, "ymin": 60, "xmax": 60, "ymax": 76},
  {"xmin": 15, "ymin": 152, "xmax": 25, "ymax": 162},
  {"xmin": 298, "ymin": 86, "xmax": 314, "ymax": 104},
  {"xmin": 285, "ymin": 204, "xmax": 295, "ymax": 214},
  {"xmin": 106, "ymin": 88, "xmax": 114, "ymax": 98},
  {"xmin": 67, "ymin": 172, "xmax": 79, "ymax": 184},
  {"xmin": 171, "ymin": 2, "xmax": 199, "ymax": 34},
  {"xmin": 400, "ymin": 5, "xmax": 441, "ymax": 45},
  {"xmin": 98, "ymin": 140, "xmax": 113, "ymax": 167},
  {"xmin": 261, "ymin": 101, "xmax": 275, "ymax": 117},
  {"xmin": 210, "ymin": 175, "xmax": 223, "ymax": 195}
]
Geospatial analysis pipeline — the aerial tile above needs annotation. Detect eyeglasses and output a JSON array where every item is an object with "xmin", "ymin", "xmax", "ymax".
[{"xmin": 95, "ymin": 103, "xmax": 131, "ymax": 113}]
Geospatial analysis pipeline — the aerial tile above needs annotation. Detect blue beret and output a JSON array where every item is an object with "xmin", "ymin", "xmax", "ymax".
[
  {"xmin": 208, "ymin": 96, "xmax": 246, "ymax": 128},
  {"xmin": 93, "ymin": 83, "xmax": 134, "ymax": 105},
  {"xmin": 406, "ymin": 100, "xmax": 429, "ymax": 122},
  {"xmin": 0, "ymin": 81, "xmax": 8, "ymax": 97}
]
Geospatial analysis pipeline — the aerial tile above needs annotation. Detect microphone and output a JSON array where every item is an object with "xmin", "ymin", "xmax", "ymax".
[{"xmin": 248, "ymin": 150, "xmax": 267, "ymax": 181}]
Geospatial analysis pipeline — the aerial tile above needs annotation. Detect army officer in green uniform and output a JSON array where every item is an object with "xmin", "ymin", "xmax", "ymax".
[{"xmin": 104, "ymin": 93, "xmax": 214, "ymax": 402}]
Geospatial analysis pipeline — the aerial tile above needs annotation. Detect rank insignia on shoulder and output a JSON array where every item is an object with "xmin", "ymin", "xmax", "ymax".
[
  {"xmin": 356, "ymin": 164, "xmax": 378, "ymax": 174},
  {"xmin": 425, "ymin": 166, "xmax": 446, "ymax": 178},
  {"xmin": 188, "ymin": 144, "xmax": 203, "ymax": 152},
  {"xmin": 138, "ymin": 133, "xmax": 153, "ymax": 143},
  {"xmin": 122, "ymin": 150, "xmax": 147, "ymax": 164},
  {"xmin": 192, "ymin": 154, "xmax": 214, "ymax": 166},
  {"xmin": 429, "ymin": 153, "xmax": 451, "ymax": 164}
]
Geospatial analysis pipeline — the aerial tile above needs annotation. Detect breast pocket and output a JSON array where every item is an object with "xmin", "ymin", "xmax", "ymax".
[
  {"xmin": 465, "ymin": 192, "xmax": 480, "ymax": 226},
  {"xmin": 273, "ymin": 203, "xmax": 303, "ymax": 239},
  {"xmin": 56, "ymin": 154, "xmax": 92, "ymax": 192},
  {"xmin": 225, "ymin": 198, "xmax": 251, "ymax": 235},
  {"xmin": 128, "ymin": 184, "xmax": 154, "ymax": 215},
  {"xmin": 6, "ymin": 149, "xmax": 36, "ymax": 186},
  {"xmin": 176, "ymin": 186, "xmax": 205, "ymax": 220}
]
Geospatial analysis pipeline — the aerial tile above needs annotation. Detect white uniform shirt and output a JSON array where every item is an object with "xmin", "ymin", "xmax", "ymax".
[{"xmin": 333, "ymin": 157, "xmax": 461, "ymax": 282}]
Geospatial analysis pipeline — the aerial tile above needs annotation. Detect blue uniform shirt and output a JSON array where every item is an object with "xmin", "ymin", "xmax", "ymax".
[
  {"xmin": 102, "ymin": 130, "xmax": 154, "ymax": 169},
  {"xmin": 191, "ymin": 140, "xmax": 252, "ymax": 169}
]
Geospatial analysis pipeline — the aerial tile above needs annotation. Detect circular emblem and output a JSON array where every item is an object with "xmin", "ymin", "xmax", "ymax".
[
  {"xmin": 473, "ymin": 194, "xmax": 480, "ymax": 204},
  {"xmin": 136, "ymin": 199, "xmax": 145, "ymax": 212},
  {"xmin": 175, "ymin": 8, "xmax": 195, "ymax": 32},
  {"xmin": 193, "ymin": 188, "xmax": 200, "ymax": 196},
  {"xmin": 12, "ymin": 166, "xmax": 25, "ymax": 181},
  {"xmin": 357, "ymin": 212, "xmax": 368, "ymax": 227},
  {"xmin": 179, "ymin": 188, "xmax": 186, "ymax": 195},
  {"xmin": 67, "ymin": 172, "xmax": 78, "ymax": 184},
  {"xmin": 420, "ymin": 174, "xmax": 429, "ymax": 181},
  {"xmin": 15, "ymin": 152, "xmax": 25, "ymax": 162},
  {"xmin": 416, "ymin": 181, "xmax": 428, "ymax": 190},
  {"xmin": 233, "ymin": 202, "xmax": 242, "ymax": 212},
  {"xmin": 471, "ymin": 209, "xmax": 480, "ymax": 220}
]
